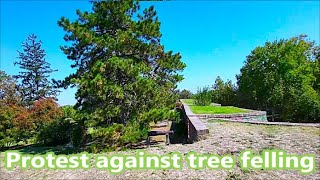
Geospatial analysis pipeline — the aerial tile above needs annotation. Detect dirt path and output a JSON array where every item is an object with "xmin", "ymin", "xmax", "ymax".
[{"xmin": 1, "ymin": 120, "xmax": 319, "ymax": 179}]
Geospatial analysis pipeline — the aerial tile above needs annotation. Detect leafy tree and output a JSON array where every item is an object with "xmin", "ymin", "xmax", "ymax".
[
  {"xmin": 61, "ymin": 105, "xmax": 77, "ymax": 121},
  {"xmin": 212, "ymin": 76, "xmax": 237, "ymax": 106},
  {"xmin": 0, "ymin": 71, "xmax": 63, "ymax": 146},
  {"xmin": 194, "ymin": 86, "xmax": 211, "ymax": 106},
  {"xmin": 36, "ymin": 105, "xmax": 80, "ymax": 146},
  {"xmin": 13, "ymin": 98, "xmax": 63, "ymax": 143},
  {"xmin": 178, "ymin": 89, "xmax": 193, "ymax": 99},
  {"xmin": 37, "ymin": 117, "xmax": 73, "ymax": 146},
  {"xmin": 0, "ymin": 71, "xmax": 21, "ymax": 105},
  {"xmin": 0, "ymin": 104, "xmax": 25, "ymax": 147},
  {"xmin": 14, "ymin": 34, "xmax": 59, "ymax": 106},
  {"xmin": 58, "ymin": 0, "xmax": 185, "ymax": 150},
  {"xmin": 312, "ymin": 45, "xmax": 320, "ymax": 92},
  {"xmin": 29, "ymin": 98, "xmax": 63, "ymax": 131},
  {"xmin": 0, "ymin": 71, "xmax": 23, "ymax": 147},
  {"xmin": 237, "ymin": 35, "xmax": 320, "ymax": 122}
]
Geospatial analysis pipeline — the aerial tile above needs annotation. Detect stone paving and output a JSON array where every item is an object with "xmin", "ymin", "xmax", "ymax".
[{"xmin": 1, "ymin": 120, "xmax": 319, "ymax": 180}]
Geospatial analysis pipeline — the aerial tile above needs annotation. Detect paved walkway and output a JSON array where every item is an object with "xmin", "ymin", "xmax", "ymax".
[{"xmin": 208, "ymin": 118, "xmax": 320, "ymax": 127}]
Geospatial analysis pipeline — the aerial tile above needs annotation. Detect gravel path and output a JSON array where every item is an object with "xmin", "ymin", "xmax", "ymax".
[{"xmin": 1, "ymin": 120, "xmax": 319, "ymax": 179}]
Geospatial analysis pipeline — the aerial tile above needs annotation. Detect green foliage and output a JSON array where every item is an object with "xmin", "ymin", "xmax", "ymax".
[
  {"xmin": 194, "ymin": 86, "xmax": 212, "ymax": 106},
  {"xmin": 29, "ymin": 98, "xmax": 64, "ymax": 133},
  {"xmin": 61, "ymin": 105, "xmax": 77, "ymax": 121},
  {"xmin": 60, "ymin": 105, "xmax": 83, "ymax": 148},
  {"xmin": 57, "ymin": 0, "xmax": 186, "ymax": 150},
  {"xmin": 0, "ymin": 105, "xmax": 21, "ymax": 147},
  {"xmin": 36, "ymin": 105, "xmax": 82, "ymax": 147},
  {"xmin": 87, "ymin": 124, "xmax": 125, "ymax": 152},
  {"xmin": 37, "ymin": 118, "xmax": 73, "ymax": 146},
  {"xmin": 181, "ymin": 99, "xmax": 194, "ymax": 105},
  {"xmin": 178, "ymin": 89, "xmax": 193, "ymax": 99},
  {"xmin": 139, "ymin": 108, "xmax": 179, "ymax": 124},
  {"xmin": 0, "ymin": 71, "xmax": 21, "ymax": 105},
  {"xmin": 13, "ymin": 34, "xmax": 59, "ymax": 106},
  {"xmin": 237, "ymin": 35, "xmax": 320, "ymax": 122},
  {"xmin": 212, "ymin": 76, "xmax": 237, "ymax": 106},
  {"xmin": 71, "ymin": 121, "xmax": 84, "ymax": 149},
  {"xmin": 86, "ymin": 109, "xmax": 178, "ymax": 152},
  {"xmin": 0, "ymin": 71, "xmax": 68, "ymax": 147},
  {"xmin": 0, "ymin": 71, "xmax": 22, "ymax": 147}
]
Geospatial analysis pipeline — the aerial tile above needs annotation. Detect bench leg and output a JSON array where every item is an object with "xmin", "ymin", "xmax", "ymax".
[
  {"xmin": 147, "ymin": 136, "xmax": 150, "ymax": 147},
  {"xmin": 165, "ymin": 134, "xmax": 170, "ymax": 145}
]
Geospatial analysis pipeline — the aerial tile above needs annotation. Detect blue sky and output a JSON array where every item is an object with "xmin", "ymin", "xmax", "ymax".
[{"xmin": 1, "ymin": 1, "xmax": 319, "ymax": 106}]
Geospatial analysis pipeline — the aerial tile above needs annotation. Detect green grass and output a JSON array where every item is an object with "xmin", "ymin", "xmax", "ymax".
[
  {"xmin": 181, "ymin": 99, "xmax": 249, "ymax": 114},
  {"xmin": 190, "ymin": 106, "xmax": 249, "ymax": 114},
  {"xmin": 180, "ymin": 99, "xmax": 194, "ymax": 105}
]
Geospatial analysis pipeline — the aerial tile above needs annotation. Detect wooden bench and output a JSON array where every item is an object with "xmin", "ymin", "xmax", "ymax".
[{"xmin": 146, "ymin": 130, "xmax": 174, "ymax": 147}]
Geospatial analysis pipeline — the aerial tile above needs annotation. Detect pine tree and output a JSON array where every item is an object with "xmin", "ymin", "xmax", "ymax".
[
  {"xmin": 14, "ymin": 34, "xmax": 59, "ymax": 106},
  {"xmin": 58, "ymin": 0, "xmax": 186, "ymax": 149}
]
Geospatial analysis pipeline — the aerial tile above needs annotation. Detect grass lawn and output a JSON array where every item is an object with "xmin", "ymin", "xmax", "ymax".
[
  {"xmin": 180, "ymin": 99, "xmax": 194, "ymax": 105},
  {"xmin": 181, "ymin": 99, "xmax": 249, "ymax": 114},
  {"xmin": 190, "ymin": 105, "xmax": 249, "ymax": 114}
]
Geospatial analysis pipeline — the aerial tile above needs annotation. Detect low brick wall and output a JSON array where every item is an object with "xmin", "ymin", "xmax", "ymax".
[{"xmin": 180, "ymin": 101, "xmax": 209, "ymax": 142}]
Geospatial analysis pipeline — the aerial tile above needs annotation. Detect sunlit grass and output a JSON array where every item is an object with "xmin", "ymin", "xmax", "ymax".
[
  {"xmin": 180, "ymin": 99, "xmax": 194, "ymax": 105},
  {"xmin": 190, "ymin": 106, "xmax": 248, "ymax": 114}
]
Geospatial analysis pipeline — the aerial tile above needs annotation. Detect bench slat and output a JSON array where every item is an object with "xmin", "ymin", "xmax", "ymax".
[{"xmin": 148, "ymin": 130, "xmax": 174, "ymax": 136}]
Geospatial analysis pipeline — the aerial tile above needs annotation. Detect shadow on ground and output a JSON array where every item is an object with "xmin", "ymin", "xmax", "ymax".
[
  {"xmin": 1, "ymin": 144, "xmax": 76, "ymax": 155},
  {"xmin": 169, "ymin": 120, "xmax": 188, "ymax": 144},
  {"xmin": 1, "ymin": 118, "xmax": 189, "ymax": 154}
]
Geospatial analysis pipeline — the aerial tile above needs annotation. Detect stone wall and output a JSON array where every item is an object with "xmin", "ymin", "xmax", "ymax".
[
  {"xmin": 180, "ymin": 101, "xmax": 209, "ymax": 142},
  {"xmin": 192, "ymin": 110, "xmax": 268, "ymax": 122}
]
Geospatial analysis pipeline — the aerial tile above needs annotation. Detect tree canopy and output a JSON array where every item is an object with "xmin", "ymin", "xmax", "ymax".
[
  {"xmin": 178, "ymin": 89, "xmax": 193, "ymax": 99},
  {"xmin": 212, "ymin": 76, "xmax": 237, "ymax": 106},
  {"xmin": 0, "ymin": 71, "xmax": 21, "ymax": 106},
  {"xmin": 237, "ymin": 35, "xmax": 320, "ymax": 122},
  {"xmin": 58, "ymin": 0, "xmax": 185, "ymax": 149}
]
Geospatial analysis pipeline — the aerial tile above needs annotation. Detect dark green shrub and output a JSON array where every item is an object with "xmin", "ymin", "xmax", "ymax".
[
  {"xmin": 37, "ymin": 118, "xmax": 73, "ymax": 146},
  {"xmin": 71, "ymin": 121, "xmax": 84, "ymax": 149},
  {"xmin": 87, "ymin": 124, "xmax": 126, "ymax": 152}
]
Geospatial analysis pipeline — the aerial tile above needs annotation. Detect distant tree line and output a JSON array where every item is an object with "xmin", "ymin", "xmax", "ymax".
[
  {"xmin": 192, "ymin": 35, "xmax": 319, "ymax": 123},
  {"xmin": 177, "ymin": 89, "xmax": 193, "ymax": 99}
]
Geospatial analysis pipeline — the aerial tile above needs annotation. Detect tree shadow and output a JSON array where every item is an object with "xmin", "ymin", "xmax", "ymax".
[
  {"xmin": 128, "ymin": 140, "xmax": 162, "ymax": 150},
  {"xmin": 1, "ymin": 144, "xmax": 76, "ymax": 155},
  {"xmin": 169, "ymin": 120, "xmax": 188, "ymax": 145}
]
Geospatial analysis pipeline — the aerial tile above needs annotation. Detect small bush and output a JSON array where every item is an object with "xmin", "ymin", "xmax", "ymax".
[
  {"xmin": 194, "ymin": 86, "xmax": 212, "ymax": 106},
  {"xmin": 37, "ymin": 118, "xmax": 73, "ymax": 146},
  {"xmin": 87, "ymin": 124, "xmax": 125, "ymax": 152}
]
